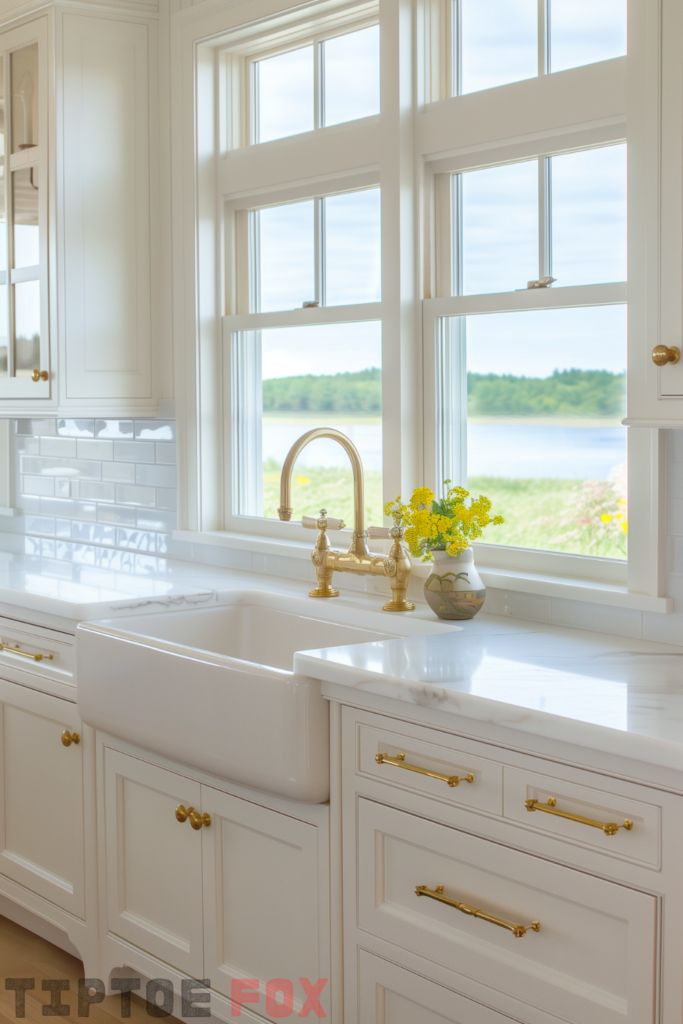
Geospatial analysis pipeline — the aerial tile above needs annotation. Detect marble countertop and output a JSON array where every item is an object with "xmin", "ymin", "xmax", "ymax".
[
  {"xmin": 0, "ymin": 548, "xmax": 250, "ymax": 622},
  {"xmin": 294, "ymin": 616, "xmax": 683, "ymax": 773}
]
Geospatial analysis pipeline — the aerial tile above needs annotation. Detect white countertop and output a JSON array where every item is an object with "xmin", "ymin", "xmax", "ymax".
[
  {"xmin": 4, "ymin": 542, "xmax": 683, "ymax": 776},
  {"xmin": 0, "ymin": 548, "xmax": 246, "ymax": 622},
  {"xmin": 294, "ymin": 616, "xmax": 683, "ymax": 774}
]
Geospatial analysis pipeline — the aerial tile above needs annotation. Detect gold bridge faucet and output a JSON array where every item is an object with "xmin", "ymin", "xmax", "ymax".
[{"xmin": 277, "ymin": 428, "xmax": 414, "ymax": 612}]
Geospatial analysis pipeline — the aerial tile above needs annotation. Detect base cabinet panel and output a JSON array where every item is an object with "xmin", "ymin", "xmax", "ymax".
[
  {"xmin": 357, "ymin": 798, "xmax": 656, "ymax": 1024},
  {"xmin": 202, "ymin": 784, "xmax": 327, "ymax": 1021},
  {"xmin": 103, "ymin": 748, "xmax": 204, "ymax": 978},
  {"xmin": 0, "ymin": 692, "xmax": 85, "ymax": 916},
  {"xmin": 359, "ymin": 951, "xmax": 518, "ymax": 1024}
]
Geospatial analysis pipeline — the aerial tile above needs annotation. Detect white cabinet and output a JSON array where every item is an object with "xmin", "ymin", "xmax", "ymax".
[
  {"xmin": 0, "ymin": 679, "xmax": 85, "ymax": 916},
  {"xmin": 340, "ymin": 705, "xmax": 683, "ymax": 1024},
  {"xmin": 60, "ymin": 13, "xmax": 155, "ymax": 409},
  {"xmin": 358, "ymin": 951, "xmax": 518, "ymax": 1024},
  {"xmin": 101, "ymin": 742, "xmax": 331, "ymax": 1022},
  {"xmin": 103, "ymin": 748, "xmax": 205, "ymax": 977},
  {"xmin": 0, "ymin": 4, "xmax": 161, "ymax": 416}
]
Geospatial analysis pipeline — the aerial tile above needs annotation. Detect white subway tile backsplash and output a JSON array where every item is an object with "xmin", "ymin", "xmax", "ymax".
[
  {"xmin": 72, "ymin": 522, "xmax": 117, "ymax": 546},
  {"xmin": 23, "ymin": 475, "xmax": 55, "ymax": 497},
  {"xmin": 25, "ymin": 516, "xmax": 55, "ymax": 537},
  {"xmin": 40, "ymin": 497, "xmax": 98, "ymax": 522},
  {"xmin": 115, "ymin": 484, "xmax": 156, "ymax": 506},
  {"xmin": 156, "ymin": 442, "xmax": 176, "ymax": 465},
  {"xmin": 16, "ymin": 419, "xmax": 56, "ymax": 436},
  {"xmin": 95, "ymin": 419, "xmax": 134, "ymax": 439},
  {"xmin": 40, "ymin": 438, "xmax": 77, "ymax": 458},
  {"xmin": 117, "ymin": 528, "xmax": 157, "ymax": 551},
  {"xmin": 55, "ymin": 480, "xmax": 70, "ymax": 498},
  {"xmin": 135, "ymin": 463, "xmax": 176, "ymax": 488},
  {"xmin": 136, "ymin": 509, "xmax": 176, "ymax": 531},
  {"xmin": 155, "ymin": 488, "xmax": 176, "ymax": 510},
  {"xmin": 57, "ymin": 419, "xmax": 95, "ymax": 438},
  {"xmin": 55, "ymin": 519, "xmax": 72, "ymax": 539},
  {"xmin": 79, "ymin": 481, "xmax": 117, "ymax": 503},
  {"xmin": 77, "ymin": 438, "xmax": 114, "ymax": 461},
  {"xmin": 114, "ymin": 440, "xmax": 155, "ymax": 463},
  {"xmin": 101, "ymin": 461, "xmax": 136, "ymax": 483},
  {"xmin": 96, "ymin": 504, "xmax": 137, "ymax": 526},
  {"xmin": 136, "ymin": 420, "xmax": 175, "ymax": 441}
]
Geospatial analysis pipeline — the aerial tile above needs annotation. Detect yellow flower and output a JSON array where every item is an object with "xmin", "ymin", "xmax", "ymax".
[
  {"xmin": 409, "ymin": 487, "xmax": 435, "ymax": 511},
  {"xmin": 601, "ymin": 513, "xmax": 612, "ymax": 523}
]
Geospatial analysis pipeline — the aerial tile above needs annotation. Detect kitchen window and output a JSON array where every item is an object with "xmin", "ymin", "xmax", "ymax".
[{"xmin": 182, "ymin": 0, "xmax": 666, "ymax": 608}]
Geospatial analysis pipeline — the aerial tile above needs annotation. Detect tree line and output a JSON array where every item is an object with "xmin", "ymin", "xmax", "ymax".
[{"xmin": 262, "ymin": 367, "xmax": 625, "ymax": 417}]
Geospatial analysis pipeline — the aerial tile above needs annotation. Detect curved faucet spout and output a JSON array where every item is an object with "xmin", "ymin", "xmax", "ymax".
[{"xmin": 277, "ymin": 428, "xmax": 367, "ymax": 555}]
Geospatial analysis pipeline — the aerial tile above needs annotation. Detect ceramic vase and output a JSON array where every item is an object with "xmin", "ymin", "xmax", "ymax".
[{"xmin": 423, "ymin": 548, "xmax": 486, "ymax": 620}]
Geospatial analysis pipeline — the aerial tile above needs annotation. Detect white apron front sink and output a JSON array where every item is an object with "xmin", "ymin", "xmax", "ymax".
[{"xmin": 76, "ymin": 589, "xmax": 452, "ymax": 802}]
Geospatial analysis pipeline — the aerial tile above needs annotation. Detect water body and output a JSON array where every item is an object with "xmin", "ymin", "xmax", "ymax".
[{"xmin": 262, "ymin": 423, "xmax": 626, "ymax": 480}]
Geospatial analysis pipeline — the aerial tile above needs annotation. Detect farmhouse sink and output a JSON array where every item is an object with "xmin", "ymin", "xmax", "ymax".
[{"xmin": 76, "ymin": 588, "xmax": 455, "ymax": 802}]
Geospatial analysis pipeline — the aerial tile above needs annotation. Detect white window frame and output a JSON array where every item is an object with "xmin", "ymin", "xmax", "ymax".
[{"xmin": 171, "ymin": 0, "xmax": 669, "ymax": 612}]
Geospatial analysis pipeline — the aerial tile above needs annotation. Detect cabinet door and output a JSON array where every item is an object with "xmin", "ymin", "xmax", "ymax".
[
  {"xmin": 61, "ymin": 14, "xmax": 153, "ymax": 404},
  {"xmin": 359, "ymin": 950, "xmax": 517, "ymax": 1024},
  {"xmin": 201, "ymin": 785, "xmax": 328, "ymax": 1021},
  {"xmin": 0, "ymin": 18, "xmax": 50, "ymax": 402},
  {"xmin": 103, "ymin": 748, "xmax": 204, "ymax": 977},
  {"xmin": 0, "ymin": 687, "xmax": 84, "ymax": 916}
]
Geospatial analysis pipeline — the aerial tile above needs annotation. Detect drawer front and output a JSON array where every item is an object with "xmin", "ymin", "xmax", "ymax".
[
  {"xmin": 358, "ymin": 950, "xmax": 516, "ymax": 1024},
  {"xmin": 357, "ymin": 798, "xmax": 656, "ymax": 1024},
  {"xmin": 503, "ymin": 766, "xmax": 661, "ymax": 868},
  {"xmin": 0, "ymin": 616, "xmax": 74, "ymax": 683},
  {"xmin": 356, "ymin": 718, "xmax": 502, "ymax": 815}
]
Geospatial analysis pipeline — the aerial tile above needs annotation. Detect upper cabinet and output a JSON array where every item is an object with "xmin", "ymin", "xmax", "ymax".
[
  {"xmin": 626, "ymin": 0, "xmax": 683, "ymax": 426},
  {"xmin": 0, "ymin": 21, "xmax": 48, "ymax": 402},
  {"xmin": 0, "ymin": 3, "xmax": 163, "ymax": 416}
]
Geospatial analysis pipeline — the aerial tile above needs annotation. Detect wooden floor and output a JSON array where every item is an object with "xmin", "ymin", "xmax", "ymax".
[{"xmin": 0, "ymin": 916, "xmax": 179, "ymax": 1024}]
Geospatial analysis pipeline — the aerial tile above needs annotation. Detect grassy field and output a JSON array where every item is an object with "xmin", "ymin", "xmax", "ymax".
[{"xmin": 262, "ymin": 462, "xmax": 626, "ymax": 560}]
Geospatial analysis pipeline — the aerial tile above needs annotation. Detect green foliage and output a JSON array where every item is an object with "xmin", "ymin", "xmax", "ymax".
[
  {"xmin": 262, "ymin": 367, "xmax": 625, "ymax": 417},
  {"xmin": 263, "ymin": 368, "xmax": 381, "ymax": 413},
  {"xmin": 467, "ymin": 369, "xmax": 626, "ymax": 418}
]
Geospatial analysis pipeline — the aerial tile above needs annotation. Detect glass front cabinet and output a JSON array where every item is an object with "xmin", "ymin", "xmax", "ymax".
[
  {"xmin": 0, "ymin": 8, "xmax": 158, "ymax": 415},
  {"xmin": 0, "ymin": 21, "xmax": 48, "ymax": 401}
]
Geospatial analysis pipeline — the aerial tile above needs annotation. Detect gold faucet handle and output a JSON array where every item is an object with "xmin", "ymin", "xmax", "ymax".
[
  {"xmin": 302, "ymin": 512, "xmax": 346, "ymax": 530},
  {"xmin": 369, "ymin": 524, "xmax": 405, "ymax": 541}
]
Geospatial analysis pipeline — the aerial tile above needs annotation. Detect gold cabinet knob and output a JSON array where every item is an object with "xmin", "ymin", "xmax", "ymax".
[
  {"xmin": 31, "ymin": 369, "xmax": 48, "ymax": 381},
  {"xmin": 189, "ymin": 809, "xmax": 211, "ymax": 830},
  {"xmin": 652, "ymin": 345, "xmax": 680, "ymax": 366},
  {"xmin": 61, "ymin": 730, "xmax": 80, "ymax": 746},
  {"xmin": 176, "ymin": 804, "xmax": 191, "ymax": 822}
]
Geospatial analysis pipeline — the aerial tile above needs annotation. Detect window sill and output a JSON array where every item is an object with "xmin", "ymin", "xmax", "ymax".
[{"xmin": 174, "ymin": 530, "xmax": 673, "ymax": 614}]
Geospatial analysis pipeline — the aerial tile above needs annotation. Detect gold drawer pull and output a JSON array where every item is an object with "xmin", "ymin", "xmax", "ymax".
[
  {"xmin": 61, "ymin": 730, "xmax": 80, "ymax": 746},
  {"xmin": 0, "ymin": 642, "xmax": 54, "ymax": 662},
  {"xmin": 31, "ymin": 369, "xmax": 48, "ymax": 382},
  {"xmin": 175, "ymin": 805, "xmax": 211, "ymax": 829},
  {"xmin": 416, "ymin": 884, "xmax": 540, "ymax": 938},
  {"xmin": 525, "ymin": 797, "xmax": 633, "ymax": 835},
  {"xmin": 376, "ymin": 752, "xmax": 473, "ymax": 787}
]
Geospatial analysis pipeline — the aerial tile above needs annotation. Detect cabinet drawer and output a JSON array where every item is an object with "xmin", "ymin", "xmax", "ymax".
[
  {"xmin": 357, "ymin": 798, "xmax": 656, "ymax": 1024},
  {"xmin": 356, "ymin": 717, "xmax": 502, "ymax": 815},
  {"xmin": 0, "ymin": 615, "xmax": 74, "ymax": 684},
  {"xmin": 503, "ymin": 766, "xmax": 661, "ymax": 868},
  {"xmin": 358, "ymin": 950, "xmax": 516, "ymax": 1024}
]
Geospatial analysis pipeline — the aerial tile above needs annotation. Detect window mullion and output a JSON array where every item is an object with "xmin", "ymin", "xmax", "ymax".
[
  {"xmin": 248, "ymin": 210, "xmax": 260, "ymax": 314},
  {"xmin": 538, "ymin": 0, "xmax": 548, "ymax": 77},
  {"xmin": 316, "ymin": 197, "xmax": 324, "ymax": 306},
  {"xmin": 538, "ymin": 156, "xmax": 551, "ymax": 281},
  {"xmin": 451, "ymin": 173, "xmax": 462, "ymax": 296},
  {"xmin": 314, "ymin": 37, "xmax": 322, "ymax": 129},
  {"xmin": 451, "ymin": 0, "xmax": 462, "ymax": 97}
]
